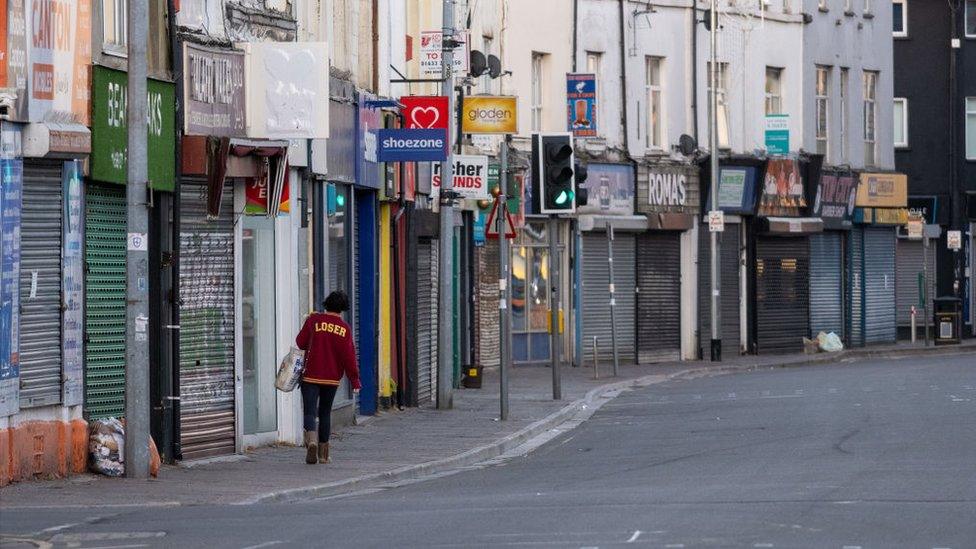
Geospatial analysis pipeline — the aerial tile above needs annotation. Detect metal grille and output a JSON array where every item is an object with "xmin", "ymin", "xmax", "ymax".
[
  {"xmin": 581, "ymin": 232, "xmax": 636, "ymax": 365},
  {"xmin": 415, "ymin": 240, "xmax": 438, "ymax": 406},
  {"xmin": 636, "ymin": 232, "xmax": 681, "ymax": 363},
  {"xmin": 179, "ymin": 180, "xmax": 236, "ymax": 460},
  {"xmin": 809, "ymin": 232, "xmax": 844, "ymax": 338},
  {"xmin": 755, "ymin": 236, "xmax": 810, "ymax": 354},
  {"xmin": 84, "ymin": 183, "xmax": 127, "ymax": 419},
  {"xmin": 895, "ymin": 238, "xmax": 936, "ymax": 327},
  {"xmin": 698, "ymin": 224, "xmax": 741, "ymax": 358},
  {"xmin": 19, "ymin": 159, "xmax": 63, "ymax": 408},
  {"xmin": 863, "ymin": 227, "xmax": 896, "ymax": 344},
  {"xmin": 847, "ymin": 227, "xmax": 865, "ymax": 347}
]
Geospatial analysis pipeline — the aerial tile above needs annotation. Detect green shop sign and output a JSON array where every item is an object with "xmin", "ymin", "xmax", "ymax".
[{"xmin": 91, "ymin": 66, "xmax": 176, "ymax": 191}]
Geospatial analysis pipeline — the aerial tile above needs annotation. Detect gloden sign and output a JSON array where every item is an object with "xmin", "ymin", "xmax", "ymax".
[
  {"xmin": 461, "ymin": 96, "xmax": 518, "ymax": 134},
  {"xmin": 432, "ymin": 155, "xmax": 490, "ymax": 200},
  {"xmin": 376, "ymin": 129, "xmax": 448, "ymax": 162},
  {"xmin": 401, "ymin": 96, "xmax": 450, "ymax": 130}
]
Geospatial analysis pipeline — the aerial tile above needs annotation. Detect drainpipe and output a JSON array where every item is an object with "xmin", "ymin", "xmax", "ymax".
[
  {"xmin": 949, "ymin": 0, "xmax": 962, "ymax": 297},
  {"xmin": 166, "ymin": 0, "xmax": 182, "ymax": 464},
  {"xmin": 690, "ymin": 1, "xmax": 699, "ymax": 143},
  {"xmin": 573, "ymin": 0, "xmax": 579, "ymax": 72},
  {"xmin": 372, "ymin": 0, "xmax": 380, "ymax": 92},
  {"xmin": 618, "ymin": 0, "xmax": 630, "ymax": 153}
]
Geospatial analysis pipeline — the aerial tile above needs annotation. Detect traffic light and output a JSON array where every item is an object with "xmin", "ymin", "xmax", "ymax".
[
  {"xmin": 574, "ymin": 161, "xmax": 588, "ymax": 207},
  {"xmin": 532, "ymin": 133, "xmax": 576, "ymax": 214}
]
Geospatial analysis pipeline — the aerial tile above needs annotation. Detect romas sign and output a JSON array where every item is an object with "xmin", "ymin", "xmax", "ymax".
[
  {"xmin": 432, "ymin": 155, "xmax": 489, "ymax": 200},
  {"xmin": 401, "ymin": 96, "xmax": 449, "ymax": 130}
]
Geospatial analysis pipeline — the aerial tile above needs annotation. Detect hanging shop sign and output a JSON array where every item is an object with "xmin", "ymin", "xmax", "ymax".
[
  {"xmin": 712, "ymin": 164, "xmax": 761, "ymax": 215},
  {"xmin": 184, "ymin": 43, "xmax": 246, "ymax": 137},
  {"xmin": 461, "ymin": 96, "xmax": 518, "ymax": 134},
  {"xmin": 376, "ymin": 129, "xmax": 447, "ymax": 162},
  {"xmin": 907, "ymin": 196, "xmax": 940, "ymax": 225},
  {"xmin": 3, "ymin": 0, "xmax": 30, "ymax": 121},
  {"xmin": 577, "ymin": 163, "xmax": 634, "ymax": 216},
  {"xmin": 91, "ymin": 66, "xmax": 176, "ymax": 191},
  {"xmin": 401, "ymin": 96, "xmax": 450, "ymax": 130},
  {"xmin": 244, "ymin": 42, "xmax": 330, "ymax": 139},
  {"xmin": 566, "ymin": 73, "xmax": 597, "ymax": 138},
  {"xmin": 758, "ymin": 158, "xmax": 806, "ymax": 217},
  {"xmin": 764, "ymin": 114, "xmax": 789, "ymax": 155},
  {"xmin": 0, "ymin": 158, "xmax": 22, "ymax": 416},
  {"xmin": 27, "ymin": 0, "xmax": 91, "ymax": 125},
  {"xmin": 358, "ymin": 93, "xmax": 383, "ymax": 190},
  {"xmin": 419, "ymin": 30, "xmax": 470, "ymax": 77},
  {"xmin": 431, "ymin": 155, "xmax": 489, "ymax": 200},
  {"xmin": 61, "ymin": 160, "xmax": 83, "ymax": 405},
  {"xmin": 854, "ymin": 172, "xmax": 909, "ymax": 225},
  {"xmin": 488, "ymin": 162, "xmax": 521, "ymax": 215},
  {"xmin": 811, "ymin": 170, "xmax": 857, "ymax": 230},
  {"xmin": 638, "ymin": 164, "xmax": 699, "ymax": 214}
]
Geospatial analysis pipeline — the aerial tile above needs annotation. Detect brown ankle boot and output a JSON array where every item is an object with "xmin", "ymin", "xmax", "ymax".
[
  {"xmin": 304, "ymin": 431, "xmax": 318, "ymax": 464},
  {"xmin": 317, "ymin": 442, "xmax": 330, "ymax": 464}
]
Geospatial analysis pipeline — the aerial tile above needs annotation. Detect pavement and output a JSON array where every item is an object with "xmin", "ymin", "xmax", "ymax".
[{"xmin": 0, "ymin": 340, "xmax": 972, "ymax": 510}]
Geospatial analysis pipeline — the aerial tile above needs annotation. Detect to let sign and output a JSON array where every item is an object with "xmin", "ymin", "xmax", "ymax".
[
  {"xmin": 376, "ymin": 129, "xmax": 448, "ymax": 162},
  {"xmin": 432, "ymin": 155, "xmax": 490, "ymax": 200},
  {"xmin": 419, "ymin": 31, "xmax": 470, "ymax": 77},
  {"xmin": 764, "ymin": 114, "xmax": 790, "ymax": 155},
  {"xmin": 90, "ymin": 66, "xmax": 176, "ymax": 191},
  {"xmin": 184, "ymin": 43, "xmax": 246, "ymax": 137}
]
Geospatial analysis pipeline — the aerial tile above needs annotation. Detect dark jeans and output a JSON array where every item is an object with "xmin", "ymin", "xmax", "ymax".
[{"xmin": 301, "ymin": 382, "xmax": 339, "ymax": 442}]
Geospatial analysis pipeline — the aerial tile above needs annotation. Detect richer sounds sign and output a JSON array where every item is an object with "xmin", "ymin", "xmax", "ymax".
[{"xmin": 432, "ymin": 155, "xmax": 490, "ymax": 200}]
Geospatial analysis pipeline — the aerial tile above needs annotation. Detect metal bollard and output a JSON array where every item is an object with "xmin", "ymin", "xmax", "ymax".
[
  {"xmin": 910, "ymin": 306, "xmax": 917, "ymax": 344},
  {"xmin": 592, "ymin": 336, "xmax": 600, "ymax": 380}
]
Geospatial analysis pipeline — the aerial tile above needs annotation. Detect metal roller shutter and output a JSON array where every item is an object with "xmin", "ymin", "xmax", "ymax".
[
  {"xmin": 895, "ymin": 239, "xmax": 936, "ymax": 327},
  {"xmin": 756, "ymin": 236, "xmax": 810, "ymax": 354},
  {"xmin": 809, "ymin": 232, "xmax": 844, "ymax": 338},
  {"xmin": 415, "ymin": 240, "xmax": 437, "ymax": 406},
  {"xmin": 84, "ymin": 183, "xmax": 127, "ymax": 419},
  {"xmin": 19, "ymin": 160, "xmax": 63, "ymax": 408},
  {"xmin": 698, "ymin": 224, "xmax": 741, "ymax": 358},
  {"xmin": 636, "ymin": 232, "xmax": 681, "ymax": 363},
  {"xmin": 581, "ymin": 232, "xmax": 636, "ymax": 365},
  {"xmin": 847, "ymin": 227, "xmax": 865, "ymax": 347},
  {"xmin": 863, "ymin": 227, "xmax": 896, "ymax": 344},
  {"xmin": 179, "ymin": 180, "xmax": 236, "ymax": 459}
]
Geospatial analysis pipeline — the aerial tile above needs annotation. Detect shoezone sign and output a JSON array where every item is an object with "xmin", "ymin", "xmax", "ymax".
[{"xmin": 432, "ymin": 155, "xmax": 490, "ymax": 200}]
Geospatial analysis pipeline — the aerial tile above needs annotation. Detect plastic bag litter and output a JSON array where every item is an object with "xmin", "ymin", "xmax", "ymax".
[
  {"xmin": 802, "ymin": 337, "xmax": 820, "ymax": 354},
  {"xmin": 88, "ymin": 418, "xmax": 161, "ymax": 477},
  {"xmin": 818, "ymin": 331, "xmax": 844, "ymax": 352},
  {"xmin": 275, "ymin": 347, "xmax": 307, "ymax": 392}
]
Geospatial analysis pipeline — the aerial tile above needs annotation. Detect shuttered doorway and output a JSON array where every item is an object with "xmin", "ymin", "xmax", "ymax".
[
  {"xmin": 179, "ymin": 180, "xmax": 236, "ymax": 459},
  {"xmin": 84, "ymin": 183, "xmax": 127, "ymax": 419},
  {"xmin": 755, "ymin": 236, "xmax": 810, "ymax": 354},
  {"xmin": 809, "ymin": 232, "xmax": 845, "ymax": 338},
  {"xmin": 863, "ymin": 227, "xmax": 897, "ymax": 344},
  {"xmin": 698, "ymin": 223, "xmax": 741, "ymax": 358},
  {"xmin": 415, "ymin": 240, "xmax": 438, "ymax": 406},
  {"xmin": 847, "ymin": 227, "xmax": 865, "ymax": 347},
  {"xmin": 635, "ymin": 232, "xmax": 681, "ymax": 363},
  {"xmin": 19, "ymin": 159, "xmax": 63, "ymax": 408},
  {"xmin": 895, "ymin": 238, "xmax": 936, "ymax": 328},
  {"xmin": 581, "ymin": 232, "xmax": 636, "ymax": 365}
]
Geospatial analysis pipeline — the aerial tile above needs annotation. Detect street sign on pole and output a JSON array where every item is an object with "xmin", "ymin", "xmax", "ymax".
[
  {"xmin": 708, "ymin": 210, "xmax": 725, "ymax": 233},
  {"xmin": 484, "ymin": 196, "xmax": 517, "ymax": 239},
  {"xmin": 947, "ymin": 230, "xmax": 962, "ymax": 250}
]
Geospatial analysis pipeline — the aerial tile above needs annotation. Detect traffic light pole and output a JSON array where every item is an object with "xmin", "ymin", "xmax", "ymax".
[
  {"xmin": 708, "ymin": 0, "xmax": 722, "ymax": 362},
  {"xmin": 436, "ymin": 0, "xmax": 456, "ymax": 410},
  {"xmin": 499, "ymin": 137, "xmax": 511, "ymax": 420},
  {"xmin": 549, "ymin": 215, "xmax": 561, "ymax": 400},
  {"xmin": 125, "ymin": 0, "xmax": 151, "ymax": 478}
]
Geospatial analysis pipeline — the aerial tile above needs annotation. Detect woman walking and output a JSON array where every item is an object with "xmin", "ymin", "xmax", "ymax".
[{"xmin": 295, "ymin": 291, "xmax": 360, "ymax": 464}]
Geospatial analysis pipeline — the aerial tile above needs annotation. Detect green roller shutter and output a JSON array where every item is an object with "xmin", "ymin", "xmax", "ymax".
[{"xmin": 84, "ymin": 183, "xmax": 127, "ymax": 419}]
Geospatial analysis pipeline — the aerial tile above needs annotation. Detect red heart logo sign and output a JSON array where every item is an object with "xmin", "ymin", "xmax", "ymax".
[{"xmin": 410, "ymin": 106, "xmax": 440, "ymax": 129}]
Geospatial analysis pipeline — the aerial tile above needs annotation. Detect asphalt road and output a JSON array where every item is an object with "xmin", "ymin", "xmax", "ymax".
[{"xmin": 2, "ymin": 354, "xmax": 975, "ymax": 549}]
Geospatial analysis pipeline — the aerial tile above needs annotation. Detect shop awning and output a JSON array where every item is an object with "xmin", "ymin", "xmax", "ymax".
[
  {"xmin": 644, "ymin": 212, "xmax": 694, "ymax": 231},
  {"xmin": 22, "ymin": 122, "xmax": 92, "ymax": 157},
  {"xmin": 759, "ymin": 216, "xmax": 824, "ymax": 235},
  {"xmin": 206, "ymin": 137, "xmax": 290, "ymax": 218}
]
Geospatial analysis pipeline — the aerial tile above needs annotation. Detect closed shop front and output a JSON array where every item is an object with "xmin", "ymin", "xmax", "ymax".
[
  {"xmin": 415, "ymin": 239, "xmax": 438, "ymax": 406},
  {"xmin": 895, "ymin": 238, "xmax": 937, "ymax": 329},
  {"xmin": 808, "ymin": 169, "xmax": 857, "ymax": 340},
  {"xmin": 635, "ymin": 162, "xmax": 699, "ymax": 363},
  {"xmin": 851, "ymin": 173, "xmax": 908, "ymax": 346},
  {"xmin": 576, "ymin": 163, "xmax": 637, "ymax": 365},
  {"xmin": 19, "ymin": 159, "xmax": 64, "ymax": 408},
  {"xmin": 84, "ymin": 183, "xmax": 127, "ymax": 419},
  {"xmin": 755, "ymin": 236, "xmax": 810, "ymax": 353},
  {"xmin": 848, "ymin": 227, "xmax": 865, "ymax": 347}
]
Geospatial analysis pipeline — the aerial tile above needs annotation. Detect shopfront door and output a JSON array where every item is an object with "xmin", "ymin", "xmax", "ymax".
[
  {"xmin": 512, "ymin": 222, "xmax": 553, "ymax": 363},
  {"xmin": 242, "ymin": 216, "xmax": 277, "ymax": 436}
]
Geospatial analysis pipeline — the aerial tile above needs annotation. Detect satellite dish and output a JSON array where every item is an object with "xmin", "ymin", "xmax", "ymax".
[
  {"xmin": 488, "ymin": 55, "xmax": 502, "ymax": 78},
  {"xmin": 470, "ymin": 50, "xmax": 488, "ymax": 77},
  {"xmin": 678, "ymin": 134, "xmax": 697, "ymax": 156}
]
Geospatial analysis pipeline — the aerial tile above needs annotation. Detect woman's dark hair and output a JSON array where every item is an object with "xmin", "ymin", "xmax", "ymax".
[{"xmin": 323, "ymin": 291, "xmax": 350, "ymax": 313}]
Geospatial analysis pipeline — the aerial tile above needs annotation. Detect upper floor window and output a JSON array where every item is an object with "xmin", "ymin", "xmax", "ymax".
[
  {"xmin": 863, "ymin": 71, "xmax": 878, "ymax": 166},
  {"xmin": 765, "ymin": 67, "xmax": 783, "ymax": 115},
  {"xmin": 103, "ymin": 0, "xmax": 128, "ymax": 54},
  {"xmin": 645, "ymin": 56, "xmax": 666, "ymax": 150},
  {"xmin": 816, "ymin": 66, "xmax": 830, "ymax": 157},
  {"xmin": 893, "ymin": 98, "xmax": 908, "ymax": 148},
  {"xmin": 531, "ymin": 53, "xmax": 546, "ymax": 132},
  {"xmin": 893, "ymin": 0, "xmax": 907, "ymax": 36},
  {"xmin": 586, "ymin": 51, "xmax": 603, "ymax": 111},
  {"xmin": 840, "ymin": 68, "xmax": 849, "ymax": 162},
  {"xmin": 864, "ymin": 0, "xmax": 872, "ymax": 15},
  {"xmin": 966, "ymin": 0, "xmax": 976, "ymax": 37},
  {"xmin": 966, "ymin": 97, "xmax": 976, "ymax": 160},
  {"xmin": 708, "ymin": 61, "xmax": 731, "ymax": 150}
]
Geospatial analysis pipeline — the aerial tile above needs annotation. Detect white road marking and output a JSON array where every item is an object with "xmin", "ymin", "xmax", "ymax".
[
  {"xmin": 664, "ymin": 544, "xmax": 685, "ymax": 548},
  {"xmin": 760, "ymin": 394, "xmax": 804, "ymax": 399},
  {"xmin": 842, "ymin": 545, "xmax": 862, "ymax": 549},
  {"xmin": 85, "ymin": 545, "xmax": 149, "ymax": 549},
  {"xmin": 754, "ymin": 544, "xmax": 774, "ymax": 548},
  {"xmin": 241, "ymin": 542, "xmax": 283, "ymax": 549},
  {"xmin": 626, "ymin": 531, "xmax": 642, "ymax": 543},
  {"xmin": 38, "ymin": 522, "xmax": 83, "ymax": 534}
]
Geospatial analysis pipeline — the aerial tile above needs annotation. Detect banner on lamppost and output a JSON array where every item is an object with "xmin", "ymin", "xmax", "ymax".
[{"xmin": 566, "ymin": 73, "xmax": 597, "ymax": 137}]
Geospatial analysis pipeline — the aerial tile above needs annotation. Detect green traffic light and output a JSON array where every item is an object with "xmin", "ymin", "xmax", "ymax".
[
  {"xmin": 554, "ymin": 189, "xmax": 575, "ymax": 206},
  {"xmin": 336, "ymin": 194, "xmax": 346, "ymax": 207}
]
